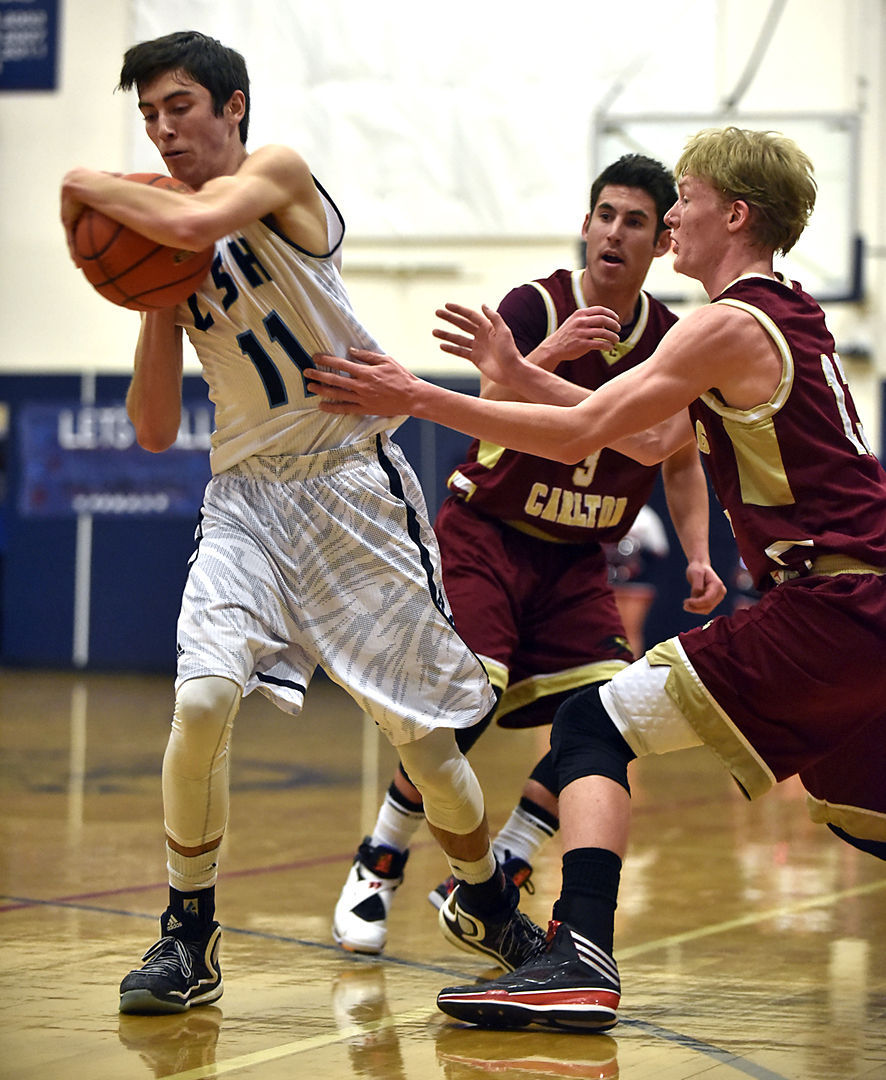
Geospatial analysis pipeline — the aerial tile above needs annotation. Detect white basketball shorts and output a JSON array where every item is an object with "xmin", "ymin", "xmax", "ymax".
[{"xmin": 176, "ymin": 434, "xmax": 495, "ymax": 745}]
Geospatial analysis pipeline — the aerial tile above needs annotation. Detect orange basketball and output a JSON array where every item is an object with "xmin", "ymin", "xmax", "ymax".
[{"xmin": 72, "ymin": 173, "xmax": 214, "ymax": 311}]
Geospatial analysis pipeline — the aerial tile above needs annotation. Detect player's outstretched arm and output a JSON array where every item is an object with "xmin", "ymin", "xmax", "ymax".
[
  {"xmin": 308, "ymin": 305, "xmax": 728, "ymax": 464},
  {"xmin": 306, "ymin": 349, "xmax": 598, "ymax": 463}
]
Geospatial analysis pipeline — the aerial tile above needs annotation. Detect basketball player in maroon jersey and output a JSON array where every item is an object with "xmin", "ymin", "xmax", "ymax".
[
  {"xmin": 307, "ymin": 126, "xmax": 886, "ymax": 1030},
  {"xmin": 331, "ymin": 155, "xmax": 726, "ymax": 957}
]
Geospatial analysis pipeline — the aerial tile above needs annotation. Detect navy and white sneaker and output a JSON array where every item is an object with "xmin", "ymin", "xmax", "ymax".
[
  {"xmin": 436, "ymin": 920, "xmax": 620, "ymax": 1031},
  {"xmin": 438, "ymin": 880, "xmax": 546, "ymax": 972},
  {"xmin": 119, "ymin": 908, "xmax": 223, "ymax": 1014},
  {"xmin": 332, "ymin": 838, "xmax": 408, "ymax": 954}
]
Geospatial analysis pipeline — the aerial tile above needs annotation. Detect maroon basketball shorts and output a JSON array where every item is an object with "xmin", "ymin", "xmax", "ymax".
[
  {"xmin": 434, "ymin": 498, "xmax": 632, "ymax": 727},
  {"xmin": 676, "ymin": 570, "xmax": 886, "ymax": 829}
]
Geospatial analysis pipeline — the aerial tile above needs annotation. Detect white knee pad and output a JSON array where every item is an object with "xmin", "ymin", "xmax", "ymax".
[
  {"xmin": 162, "ymin": 675, "xmax": 241, "ymax": 849},
  {"xmin": 601, "ymin": 656, "xmax": 703, "ymax": 757},
  {"xmin": 398, "ymin": 727, "xmax": 485, "ymax": 835}
]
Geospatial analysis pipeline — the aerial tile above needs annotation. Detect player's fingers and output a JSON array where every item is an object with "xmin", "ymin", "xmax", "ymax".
[
  {"xmin": 435, "ymin": 307, "xmax": 480, "ymax": 333},
  {"xmin": 347, "ymin": 348, "xmax": 392, "ymax": 365},
  {"xmin": 441, "ymin": 301, "xmax": 481, "ymax": 320},
  {"xmin": 580, "ymin": 305, "xmax": 620, "ymax": 321},
  {"xmin": 584, "ymin": 316, "xmax": 621, "ymax": 334},
  {"xmin": 306, "ymin": 366, "xmax": 357, "ymax": 388},
  {"xmin": 311, "ymin": 352, "xmax": 362, "ymax": 374},
  {"xmin": 433, "ymin": 329, "xmax": 475, "ymax": 349},
  {"xmin": 305, "ymin": 379, "xmax": 353, "ymax": 400},
  {"xmin": 437, "ymin": 343, "xmax": 471, "ymax": 359}
]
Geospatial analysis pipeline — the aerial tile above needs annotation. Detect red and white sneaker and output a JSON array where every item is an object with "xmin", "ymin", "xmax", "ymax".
[
  {"xmin": 436, "ymin": 920, "xmax": 620, "ymax": 1031},
  {"xmin": 332, "ymin": 838, "xmax": 408, "ymax": 954}
]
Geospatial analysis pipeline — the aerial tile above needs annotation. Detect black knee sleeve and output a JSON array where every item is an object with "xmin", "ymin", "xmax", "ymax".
[
  {"xmin": 551, "ymin": 684, "xmax": 636, "ymax": 795},
  {"xmin": 528, "ymin": 749, "xmax": 557, "ymax": 794}
]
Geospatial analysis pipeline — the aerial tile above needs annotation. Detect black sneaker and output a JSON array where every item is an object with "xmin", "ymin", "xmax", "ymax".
[
  {"xmin": 438, "ymin": 880, "xmax": 546, "ymax": 972},
  {"xmin": 119, "ymin": 908, "xmax": 223, "ymax": 1014},
  {"xmin": 332, "ymin": 838, "xmax": 409, "ymax": 954},
  {"xmin": 429, "ymin": 854, "xmax": 534, "ymax": 911},
  {"xmin": 436, "ymin": 920, "xmax": 620, "ymax": 1031}
]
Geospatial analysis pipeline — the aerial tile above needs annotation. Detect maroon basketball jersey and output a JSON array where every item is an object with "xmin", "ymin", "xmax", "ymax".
[
  {"xmin": 447, "ymin": 268, "xmax": 678, "ymax": 543},
  {"xmin": 690, "ymin": 274, "xmax": 886, "ymax": 589}
]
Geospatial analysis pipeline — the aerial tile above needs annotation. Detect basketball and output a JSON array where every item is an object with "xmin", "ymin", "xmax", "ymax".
[{"xmin": 72, "ymin": 173, "xmax": 214, "ymax": 311}]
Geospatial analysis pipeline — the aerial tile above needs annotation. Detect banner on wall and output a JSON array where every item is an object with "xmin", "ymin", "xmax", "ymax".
[
  {"xmin": 0, "ymin": 0, "xmax": 59, "ymax": 91},
  {"xmin": 17, "ymin": 401, "xmax": 213, "ymax": 518}
]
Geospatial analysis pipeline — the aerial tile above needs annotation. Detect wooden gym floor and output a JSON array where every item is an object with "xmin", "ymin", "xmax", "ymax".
[{"xmin": 1, "ymin": 668, "xmax": 884, "ymax": 1080}]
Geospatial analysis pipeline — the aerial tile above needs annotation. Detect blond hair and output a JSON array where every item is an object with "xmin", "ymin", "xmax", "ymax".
[{"xmin": 675, "ymin": 127, "xmax": 816, "ymax": 255}]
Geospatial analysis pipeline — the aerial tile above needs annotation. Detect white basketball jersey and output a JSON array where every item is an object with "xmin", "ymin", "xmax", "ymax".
[{"xmin": 179, "ymin": 181, "xmax": 402, "ymax": 474}]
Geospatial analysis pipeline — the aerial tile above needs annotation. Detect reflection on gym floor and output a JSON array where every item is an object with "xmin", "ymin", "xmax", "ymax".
[{"xmin": 1, "ymin": 669, "xmax": 884, "ymax": 1079}]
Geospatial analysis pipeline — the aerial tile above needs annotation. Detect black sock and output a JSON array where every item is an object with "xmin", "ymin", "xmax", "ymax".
[
  {"xmin": 552, "ymin": 847, "xmax": 621, "ymax": 953},
  {"xmin": 170, "ymin": 885, "xmax": 216, "ymax": 926},
  {"xmin": 457, "ymin": 866, "xmax": 512, "ymax": 915}
]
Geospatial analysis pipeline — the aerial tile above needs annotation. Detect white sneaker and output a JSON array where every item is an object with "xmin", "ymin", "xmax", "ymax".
[{"xmin": 332, "ymin": 838, "xmax": 408, "ymax": 954}]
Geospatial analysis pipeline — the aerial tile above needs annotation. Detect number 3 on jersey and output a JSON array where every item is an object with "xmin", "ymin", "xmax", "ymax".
[{"xmin": 238, "ymin": 310, "xmax": 315, "ymax": 408}]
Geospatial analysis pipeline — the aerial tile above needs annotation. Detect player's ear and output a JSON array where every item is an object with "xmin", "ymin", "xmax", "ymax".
[
  {"xmin": 226, "ymin": 90, "xmax": 246, "ymax": 126},
  {"xmin": 726, "ymin": 198, "xmax": 752, "ymax": 233},
  {"xmin": 652, "ymin": 227, "xmax": 673, "ymax": 258}
]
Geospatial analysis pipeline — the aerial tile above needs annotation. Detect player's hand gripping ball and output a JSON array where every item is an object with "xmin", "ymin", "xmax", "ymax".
[{"xmin": 72, "ymin": 173, "xmax": 214, "ymax": 311}]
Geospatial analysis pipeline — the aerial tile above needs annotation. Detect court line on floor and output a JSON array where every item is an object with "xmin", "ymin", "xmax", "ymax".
[
  {"xmin": 0, "ymin": 892, "xmax": 829, "ymax": 1080},
  {"xmin": 150, "ymin": 1008, "xmax": 433, "ymax": 1080},
  {"xmin": 616, "ymin": 876, "xmax": 886, "ymax": 959},
  {"xmin": 621, "ymin": 1019, "xmax": 792, "ymax": 1080},
  {"xmin": 0, "ymin": 844, "xmax": 440, "ymax": 913},
  {"xmin": 4, "ymin": 875, "xmax": 882, "ymax": 1080},
  {"xmin": 0, "ymin": 895, "xmax": 480, "ymax": 977},
  {"xmin": 4, "ymin": 875, "xmax": 885, "ymax": 975},
  {"xmin": 114, "ymin": 1006, "xmax": 793, "ymax": 1080}
]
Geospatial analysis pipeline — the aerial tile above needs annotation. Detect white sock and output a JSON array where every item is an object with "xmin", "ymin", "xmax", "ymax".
[
  {"xmin": 166, "ymin": 843, "xmax": 220, "ymax": 892},
  {"xmin": 493, "ymin": 804, "xmax": 556, "ymax": 866},
  {"xmin": 370, "ymin": 789, "xmax": 425, "ymax": 853},
  {"xmin": 446, "ymin": 844, "xmax": 497, "ymax": 885}
]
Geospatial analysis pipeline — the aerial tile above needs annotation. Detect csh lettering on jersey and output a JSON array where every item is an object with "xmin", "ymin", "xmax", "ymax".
[
  {"xmin": 188, "ymin": 236, "xmax": 273, "ymax": 330},
  {"xmin": 524, "ymin": 483, "xmax": 628, "ymax": 529}
]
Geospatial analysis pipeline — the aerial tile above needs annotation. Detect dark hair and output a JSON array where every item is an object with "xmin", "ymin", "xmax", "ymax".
[
  {"xmin": 590, "ymin": 154, "xmax": 676, "ymax": 235},
  {"xmin": 118, "ymin": 30, "xmax": 250, "ymax": 144}
]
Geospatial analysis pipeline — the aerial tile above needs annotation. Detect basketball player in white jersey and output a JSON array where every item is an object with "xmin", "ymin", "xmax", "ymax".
[{"xmin": 60, "ymin": 30, "xmax": 584, "ymax": 1015}]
